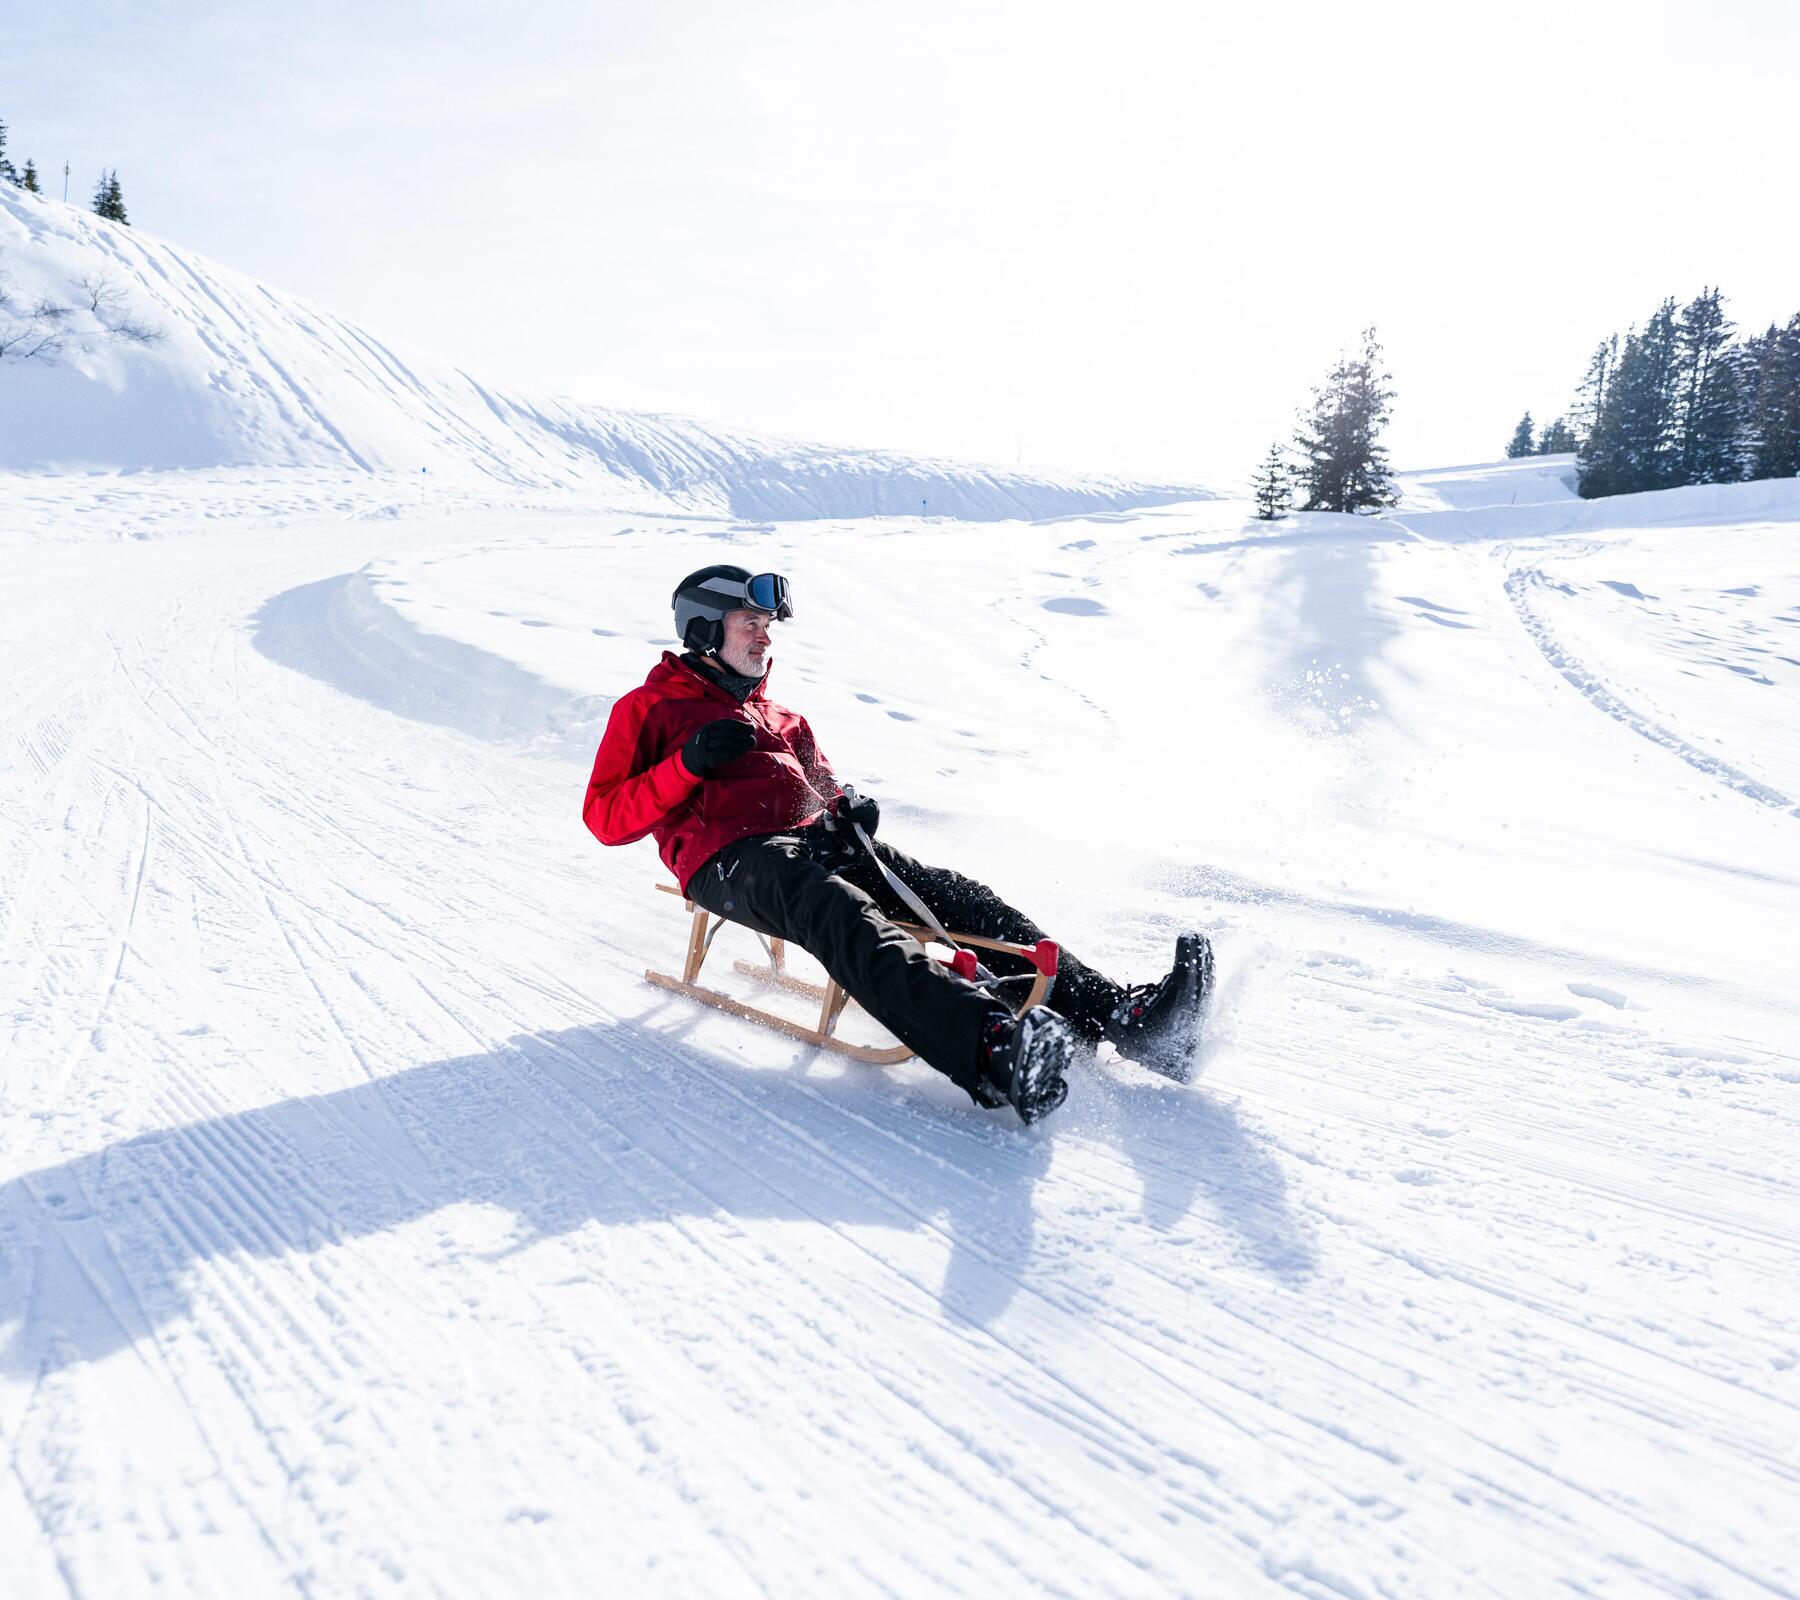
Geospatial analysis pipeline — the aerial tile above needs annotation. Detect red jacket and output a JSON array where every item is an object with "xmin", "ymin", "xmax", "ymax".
[{"xmin": 582, "ymin": 653, "xmax": 841, "ymax": 890}]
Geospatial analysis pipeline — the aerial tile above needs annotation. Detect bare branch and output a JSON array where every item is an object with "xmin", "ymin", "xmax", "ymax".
[
  {"xmin": 76, "ymin": 271, "xmax": 126, "ymax": 318},
  {"xmin": 105, "ymin": 316, "xmax": 165, "ymax": 346},
  {"xmin": 0, "ymin": 311, "xmax": 68, "ymax": 364},
  {"xmin": 0, "ymin": 264, "xmax": 163, "ymax": 364}
]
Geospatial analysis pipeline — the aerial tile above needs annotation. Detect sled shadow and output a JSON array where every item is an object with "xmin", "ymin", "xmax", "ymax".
[{"xmin": 1, "ymin": 1017, "xmax": 1308, "ymax": 1375}]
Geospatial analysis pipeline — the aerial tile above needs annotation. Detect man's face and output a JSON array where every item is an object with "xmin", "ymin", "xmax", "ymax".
[{"xmin": 717, "ymin": 607, "xmax": 775, "ymax": 676}]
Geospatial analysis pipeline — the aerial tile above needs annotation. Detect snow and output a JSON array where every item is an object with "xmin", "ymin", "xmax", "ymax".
[
  {"xmin": 5, "ymin": 462, "xmax": 1798, "ymax": 1598},
  {"xmin": 0, "ymin": 186, "xmax": 1205, "ymax": 521},
  {"xmin": 4, "ymin": 188, "xmax": 1800, "ymax": 1598},
  {"xmin": 1394, "ymin": 453, "xmax": 1581, "ymax": 512}
]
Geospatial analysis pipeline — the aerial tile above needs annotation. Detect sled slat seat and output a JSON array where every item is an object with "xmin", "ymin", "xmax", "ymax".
[{"xmin": 645, "ymin": 880, "xmax": 1057, "ymax": 1064}]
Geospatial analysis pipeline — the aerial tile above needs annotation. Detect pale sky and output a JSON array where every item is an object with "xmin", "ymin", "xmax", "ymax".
[{"xmin": 6, "ymin": 0, "xmax": 1796, "ymax": 484}]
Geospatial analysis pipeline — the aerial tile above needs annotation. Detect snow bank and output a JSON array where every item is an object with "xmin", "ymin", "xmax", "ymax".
[
  {"xmin": 1396, "ymin": 453, "xmax": 1580, "ymax": 511},
  {"xmin": 0, "ymin": 187, "xmax": 1207, "ymax": 520},
  {"xmin": 251, "ymin": 567, "xmax": 609, "ymax": 757},
  {"xmin": 1390, "ymin": 469, "xmax": 1800, "ymax": 543}
]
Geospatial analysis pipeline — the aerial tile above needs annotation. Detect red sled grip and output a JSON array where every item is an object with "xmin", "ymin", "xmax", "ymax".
[
  {"xmin": 944, "ymin": 949, "xmax": 980, "ymax": 982},
  {"xmin": 1022, "ymin": 940, "xmax": 1060, "ymax": 977}
]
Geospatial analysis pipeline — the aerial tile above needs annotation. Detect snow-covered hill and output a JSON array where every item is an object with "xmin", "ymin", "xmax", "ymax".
[
  {"xmin": 0, "ymin": 187, "xmax": 1206, "ymax": 520},
  {"xmin": 4, "ymin": 456, "xmax": 1798, "ymax": 1597}
]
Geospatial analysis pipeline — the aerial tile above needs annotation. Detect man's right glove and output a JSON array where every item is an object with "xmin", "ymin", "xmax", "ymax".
[{"xmin": 682, "ymin": 717, "xmax": 756, "ymax": 777}]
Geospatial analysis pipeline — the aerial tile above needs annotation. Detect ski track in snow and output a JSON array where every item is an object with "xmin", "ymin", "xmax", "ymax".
[
  {"xmin": 1504, "ymin": 567, "xmax": 1800, "ymax": 818},
  {"xmin": 2, "ymin": 466, "xmax": 1799, "ymax": 1599}
]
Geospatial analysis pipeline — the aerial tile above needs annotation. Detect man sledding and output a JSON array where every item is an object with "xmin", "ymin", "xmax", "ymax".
[{"xmin": 581, "ymin": 564, "xmax": 1212, "ymax": 1125}]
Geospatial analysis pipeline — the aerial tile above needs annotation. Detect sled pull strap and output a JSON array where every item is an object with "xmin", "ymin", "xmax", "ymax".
[{"xmin": 851, "ymin": 819, "xmax": 958, "ymax": 948}]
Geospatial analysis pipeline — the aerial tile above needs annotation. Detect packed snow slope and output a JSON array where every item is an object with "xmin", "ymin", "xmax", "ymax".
[
  {"xmin": 0, "ymin": 185, "xmax": 1204, "ymax": 519},
  {"xmin": 3, "ymin": 456, "xmax": 1798, "ymax": 1599}
]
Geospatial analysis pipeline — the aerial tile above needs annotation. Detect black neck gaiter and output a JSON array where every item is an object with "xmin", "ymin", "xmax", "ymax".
[{"xmin": 684, "ymin": 652, "xmax": 766, "ymax": 705}]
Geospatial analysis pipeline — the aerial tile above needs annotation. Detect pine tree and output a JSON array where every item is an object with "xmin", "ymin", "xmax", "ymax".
[
  {"xmin": 1506, "ymin": 412, "xmax": 1535, "ymax": 457},
  {"xmin": 0, "ymin": 118, "xmax": 15, "ymax": 186},
  {"xmin": 1536, "ymin": 417, "xmax": 1577, "ymax": 454},
  {"xmin": 1637, "ymin": 299, "xmax": 1683, "ymax": 488},
  {"xmin": 1673, "ymin": 287, "xmax": 1742, "ymax": 484},
  {"xmin": 1292, "ymin": 326, "xmax": 1398, "ymax": 514},
  {"xmin": 92, "ymin": 170, "xmax": 129, "ymax": 224},
  {"xmin": 20, "ymin": 159, "xmax": 38, "ymax": 194},
  {"xmin": 1579, "ymin": 301, "xmax": 1681, "ymax": 498},
  {"xmin": 1743, "ymin": 315, "xmax": 1800, "ymax": 480},
  {"xmin": 1251, "ymin": 443, "xmax": 1293, "ymax": 519},
  {"xmin": 1573, "ymin": 336, "xmax": 1617, "ymax": 447}
]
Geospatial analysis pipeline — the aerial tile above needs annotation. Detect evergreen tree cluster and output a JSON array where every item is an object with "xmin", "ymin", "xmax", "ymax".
[
  {"xmin": 1247, "ymin": 328, "xmax": 1399, "ymax": 519},
  {"xmin": 92, "ymin": 170, "xmax": 129, "ymax": 224},
  {"xmin": 1513, "ymin": 287, "xmax": 1800, "ymax": 497},
  {"xmin": 1504, "ymin": 412, "xmax": 1577, "ymax": 457},
  {"xmin": 0, "ymin": 111, "xmax": 128, "ymax": 220}
]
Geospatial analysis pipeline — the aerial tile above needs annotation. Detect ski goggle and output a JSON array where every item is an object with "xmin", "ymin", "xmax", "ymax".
[{"xmin": 741, "ymin": 572, "xmax": 793, "ymax": 620}]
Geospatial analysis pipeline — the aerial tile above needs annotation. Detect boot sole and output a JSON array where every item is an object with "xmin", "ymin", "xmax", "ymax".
[{"xmin": 1011, "ymin": 1011, "xmax": 1073, "ymax": 1125}]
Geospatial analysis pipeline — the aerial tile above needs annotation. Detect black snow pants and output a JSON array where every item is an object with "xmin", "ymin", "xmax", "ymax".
[{"xmin": 686, "ymin": 825, "xmax": 1123, "ymax": 1099}]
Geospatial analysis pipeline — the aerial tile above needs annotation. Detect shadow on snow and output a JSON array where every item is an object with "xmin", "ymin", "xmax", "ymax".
[{"xmin": 2, "ymin": 1015, "xmax": 1314, "ymax": 1374}]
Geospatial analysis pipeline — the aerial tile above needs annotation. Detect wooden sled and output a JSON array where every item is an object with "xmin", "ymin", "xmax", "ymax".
[{"xmin": 645, "ymin": 881, "xmax": 1060, "ymax": 1064}]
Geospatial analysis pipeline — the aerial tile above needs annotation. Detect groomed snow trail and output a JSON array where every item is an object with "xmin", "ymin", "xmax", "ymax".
[{"xmin": 3, "ymin": 474, "xmax": 1798, "ymax": 1598}]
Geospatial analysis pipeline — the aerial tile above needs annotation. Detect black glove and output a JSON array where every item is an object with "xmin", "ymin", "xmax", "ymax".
[
  {"xmin": 833, "ymin": 786, "xmax": 879, "ymax": 839},
  {"xmin": 683, "ymin": 718, "xmax": 756, "ymax": 777}
]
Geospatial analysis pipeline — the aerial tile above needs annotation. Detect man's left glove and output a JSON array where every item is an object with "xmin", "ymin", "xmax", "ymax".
[{"xmin": 833, "ymin": 786, "xmax": 880, "ymax": 840}]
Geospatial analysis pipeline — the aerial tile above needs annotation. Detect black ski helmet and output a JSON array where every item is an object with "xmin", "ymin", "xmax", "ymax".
[{"xmin": 671, "ymin": 565, "xmax": 793, "ymax": 654}]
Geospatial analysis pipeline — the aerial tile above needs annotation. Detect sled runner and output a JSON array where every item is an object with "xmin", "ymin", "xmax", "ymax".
[{"xmin": 645, "ymin": 882, "xmax": 1060, "ymax": 1064}]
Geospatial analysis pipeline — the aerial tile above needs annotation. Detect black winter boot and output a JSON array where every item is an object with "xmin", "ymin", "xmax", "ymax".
[
  {"xmin": 977, "ymin": 1007, "xmax": 1073, "ymax": 1125},
  {"xmin": 1103, "ymin": 932, "xmax": 1213, "ymax": 1081}
]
